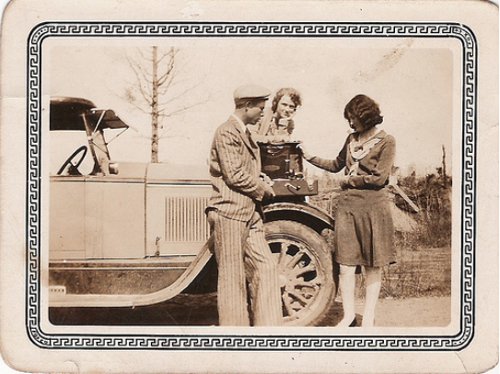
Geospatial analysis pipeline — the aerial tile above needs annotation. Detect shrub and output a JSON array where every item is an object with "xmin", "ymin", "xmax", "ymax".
[{"xmin": 397, "ymin": 172, "xmax": 452, "ymax": 247}]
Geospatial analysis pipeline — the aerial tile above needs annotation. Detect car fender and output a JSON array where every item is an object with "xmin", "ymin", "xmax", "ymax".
[{"xmin": 263, "ymin": 201, "xmax": 335, "ymax": 234}]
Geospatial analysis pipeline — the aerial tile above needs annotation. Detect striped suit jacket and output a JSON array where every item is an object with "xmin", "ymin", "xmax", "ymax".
[{"xmin": 207, "ymin": 116, "xmax": 270, "ymax": 221}]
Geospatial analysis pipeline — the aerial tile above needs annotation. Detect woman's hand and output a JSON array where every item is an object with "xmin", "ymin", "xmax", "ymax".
[
  {"xmin": 297, "ymin": 143, "xmax": 313, "ymax": 161},
  {"xmin": 339, "ymin": 175, "xmax": 350, "ymax": 189}
]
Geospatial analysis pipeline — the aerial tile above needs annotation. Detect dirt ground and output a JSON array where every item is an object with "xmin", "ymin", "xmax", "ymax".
[
  {"xmin": 50, "ymin": 293, "xmax": 451, "ymax": 327},
  {"xmin": 326, "ymin": 295, "xmax": 451, "ymax": 327},
  {"xmin": 370, "ymin": 296, "xmax": 450, "ymax": 327}
]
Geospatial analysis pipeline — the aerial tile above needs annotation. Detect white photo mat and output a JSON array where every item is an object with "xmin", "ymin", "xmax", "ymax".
[{"xmin": 0, "ymin": 1, "xmax": 497, "ymax": 373}]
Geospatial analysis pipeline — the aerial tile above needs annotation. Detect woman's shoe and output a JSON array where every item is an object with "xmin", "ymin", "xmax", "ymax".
[{"xmin": 335, "ymin": 315, "xmax": 357, "ymax": 328}]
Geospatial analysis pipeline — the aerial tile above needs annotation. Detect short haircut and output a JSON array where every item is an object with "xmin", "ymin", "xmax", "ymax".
[
  {"xmin": 271, "ymin": 88, "xmax": 302, "ymax": 113},
  {"xmin": 234, "ymin": 98, "xmax": 266, "ymax": 109},
  {"xmin": 343, "ymin": 94, "xmax": 383, "ymax": 129}
]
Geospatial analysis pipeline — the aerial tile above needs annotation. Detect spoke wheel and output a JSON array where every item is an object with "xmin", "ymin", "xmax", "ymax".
[{"xmin": 265, "ymin": 220, "xmax": 336, "ymax": 326}]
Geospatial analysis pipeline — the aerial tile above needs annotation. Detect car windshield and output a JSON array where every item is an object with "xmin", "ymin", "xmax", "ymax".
[{"xmin": 50, "ymin": 97, "xmax": 129, "ymax": 176}]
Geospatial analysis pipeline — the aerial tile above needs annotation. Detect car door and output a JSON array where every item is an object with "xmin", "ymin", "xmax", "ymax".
[{"xmin": 49, "ymin": 175, "xmax": 86, "ymax": 260}]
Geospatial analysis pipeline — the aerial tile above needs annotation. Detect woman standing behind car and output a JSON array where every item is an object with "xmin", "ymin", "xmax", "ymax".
[
  {"xmin": 250, "ymin": 87, "xmax": 302, "ymax": 143},
  {"xmin": 300, "ymin": 94, "xmax": 396, "ymax": 328}
]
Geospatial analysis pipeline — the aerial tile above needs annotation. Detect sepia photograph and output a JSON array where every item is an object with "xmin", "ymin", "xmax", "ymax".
[
  {"xmin": 46, "ymin": 41, "xmax": 453, "ymax": 329},
  {"xmin": 0, "ymin": 1, "xmax": 497, "ymax": 373}
]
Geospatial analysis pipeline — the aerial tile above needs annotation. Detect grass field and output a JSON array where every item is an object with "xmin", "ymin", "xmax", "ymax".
[{"xmin": 380, "ymin": 246, "xmax": 451, "ymax": 298}]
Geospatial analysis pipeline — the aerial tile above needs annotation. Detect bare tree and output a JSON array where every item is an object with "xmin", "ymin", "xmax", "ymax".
[
  {"xmin": 124, "ymin": 46, "xmax": 205, "ymax": 162},
  {"xmin": 441, "ymin": 144, "xmax": 447, "ymax": 186}
]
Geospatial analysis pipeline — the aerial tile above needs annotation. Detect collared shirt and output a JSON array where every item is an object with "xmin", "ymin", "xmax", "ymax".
[
  {"xmin": 231, "ymin": 114, "xmax": 247, "ymax": 134},
  {"xmin": 267, "ymin": 116, "xmax": 294, "ymax": 136}
]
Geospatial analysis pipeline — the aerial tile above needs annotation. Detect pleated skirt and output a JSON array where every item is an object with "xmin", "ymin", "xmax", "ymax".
[{"xmin": 334, "ymin": 188, "xmax": 396, "ymax": 267}]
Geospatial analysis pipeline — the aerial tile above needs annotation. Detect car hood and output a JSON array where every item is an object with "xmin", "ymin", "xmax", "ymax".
[{"xmin": 105, "ymin": 162, "xmax": 210, "ymax": 183}]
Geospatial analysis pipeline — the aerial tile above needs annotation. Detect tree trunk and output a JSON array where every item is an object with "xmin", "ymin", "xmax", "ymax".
[
  {"xmin": 441, "ymin": 145, "xmax": 447, "ymax": 187},
  {"xmin": 151, "ymin": 46, "xmax": 159, "ymax": 163}
]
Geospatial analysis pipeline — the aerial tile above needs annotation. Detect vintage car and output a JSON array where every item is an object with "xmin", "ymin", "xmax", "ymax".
[{"xmin": 49, "ymin": 97, "xmax": 337, "ymax": 326}]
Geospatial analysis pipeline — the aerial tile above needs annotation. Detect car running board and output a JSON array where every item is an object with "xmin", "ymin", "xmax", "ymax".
[{"xmin": 49, "ymin": 236, "xmax": 214, "ymax": 308}]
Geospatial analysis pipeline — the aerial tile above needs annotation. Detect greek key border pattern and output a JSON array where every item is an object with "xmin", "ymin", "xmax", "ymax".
[{"xmin": 26, "ymin": 22, "xmax": 476, "ymax": 350}]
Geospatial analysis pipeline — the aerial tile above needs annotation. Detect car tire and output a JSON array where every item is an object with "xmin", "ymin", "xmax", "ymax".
[{"xmin": 264, "ymin": 220, "xmax": 336, "ymax": 326}]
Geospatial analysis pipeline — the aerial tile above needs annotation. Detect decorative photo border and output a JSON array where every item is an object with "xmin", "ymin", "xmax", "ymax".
[{"xmin": 26, "ymin": 22, "xmax": 476, "ymax": 350}]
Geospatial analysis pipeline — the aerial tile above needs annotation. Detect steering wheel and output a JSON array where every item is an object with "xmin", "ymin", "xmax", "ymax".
[{"xmin": 57, "ymin": 145, "xmax": 88, "ymax": 175}]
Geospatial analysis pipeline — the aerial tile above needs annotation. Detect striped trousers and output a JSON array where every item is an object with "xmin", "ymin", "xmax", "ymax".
[{"xmin": 207, "ymin": 210, "xmax": 282, "ymax": 326}]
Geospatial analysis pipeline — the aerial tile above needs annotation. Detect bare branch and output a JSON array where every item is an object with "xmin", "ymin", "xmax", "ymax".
[
  {"xmin": 158, "ymin": 56, "xmax": 176, "ymax": 86},
  {"xmin": 158, "ymin": 67, "xmax": 174, "ymax": 86},
  {"xmin": 130, "ymin": 132, "xmax": 154, "ymax": 140},
  {"xmin": 160, "ymin": 66, "xmax": 182, "ymax": 90},
  {"xmin": 159, "ymin": 73, "xmax": 176, "ymax": 94},
  {"xmin": 161, "ymin": 98, "xmax": 209, "ymax": 118},
  {"xmin": 158, "ymin": 81, "xmax": 203, "ymax": 107},
  {"xmin": 158, "ymin": 132, "xmax": 191, "ymax": 140},
  {"xmin": 157, "ymin": 47, "xmax": 178, "ymax": 64},
  {"xmin": 122, "ymin": 95, "xmax": 151, "ymax": 115},
  {"xmin": 166, "ymin": 76, "xmax": 189, "ymax": 87},
  {"xmin": 126, "ymin": 55, "xmax": 154, "ymax": 104},
  {"xmin": 134, "ymin": 61, "xmax": 154, "ymax": 84},
  {"xmin": 127, "ymin": 52, "xmax": 154, "ymax": 83},
  {"xmin": 136, "ymin": 48, "xmax": 148, "ymax": 61}
]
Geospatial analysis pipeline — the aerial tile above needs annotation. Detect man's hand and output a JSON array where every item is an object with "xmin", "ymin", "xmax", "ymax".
[
  {"xmin": 260, "ymin": 173, "xmax": 275, "ymax": 198},
  {"xmin": 263, "ymin": 183, "xmax": 276, "ymax": 199},
  {"xmin": 260, "ymin": 172, "xmax": 274, "ymax": 187}
]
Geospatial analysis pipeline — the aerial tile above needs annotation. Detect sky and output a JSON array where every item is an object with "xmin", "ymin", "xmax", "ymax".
[{"xmin": 48, "ymin": 37, "xmax": 454, "ymax": 177}]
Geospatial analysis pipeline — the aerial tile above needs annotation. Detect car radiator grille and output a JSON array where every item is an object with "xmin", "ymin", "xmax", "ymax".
[{"xmin": 164, "ymin": 196, "xmax": 210, "ymax": 242}]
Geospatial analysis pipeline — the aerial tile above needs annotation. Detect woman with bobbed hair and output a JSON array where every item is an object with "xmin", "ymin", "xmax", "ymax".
[
  {"xmin": 301, "ymin": 94, "xmax": 396, "ymax": 327},
  {"xmin": 251, "ymin": 87, "xmax": 302, "ymax": 141}
]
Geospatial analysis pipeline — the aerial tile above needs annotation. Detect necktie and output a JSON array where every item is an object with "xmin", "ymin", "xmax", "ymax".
[{"xmin": 246, "ymin": 128, "xmax": 257, "ymax": 147}]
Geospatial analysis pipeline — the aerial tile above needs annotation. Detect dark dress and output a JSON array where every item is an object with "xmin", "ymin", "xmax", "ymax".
[{"xmin": 307, "ymin": 129, "xmax": 396, "ymax": 267}]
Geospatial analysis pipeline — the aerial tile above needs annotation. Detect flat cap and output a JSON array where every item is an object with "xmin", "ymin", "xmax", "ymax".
[{"xmin": 233, "ymin": 84, "xmax": 271, "ymax": 101}]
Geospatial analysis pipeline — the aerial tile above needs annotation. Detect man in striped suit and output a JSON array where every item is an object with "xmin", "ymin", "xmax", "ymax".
[{"xmin": 206, "ymin": 85, "xmax": 282, "ymax": 326}]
